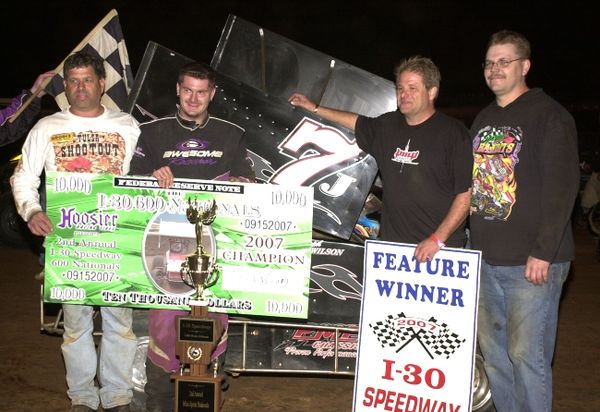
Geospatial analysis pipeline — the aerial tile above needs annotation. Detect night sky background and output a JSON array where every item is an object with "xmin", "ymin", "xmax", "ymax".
[{"xmin": 2, "ymin": 1, "xmax": 598, "ymax": 135}]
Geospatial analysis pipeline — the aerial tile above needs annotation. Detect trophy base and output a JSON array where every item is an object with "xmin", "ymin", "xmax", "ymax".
[{"xmin": 172, "ymin": 373, "xmax": 224, "ymax": 412}]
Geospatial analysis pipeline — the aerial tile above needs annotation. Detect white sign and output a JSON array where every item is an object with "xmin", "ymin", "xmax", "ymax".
[{"xmin": 353, "ymin": 240, "xmax": 481, "ymax": 412}]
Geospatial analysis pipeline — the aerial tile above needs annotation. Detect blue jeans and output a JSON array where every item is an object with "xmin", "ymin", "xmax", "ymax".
[
  {"xmin": 62, "ymin": 304, "xmax": 137, "ymax": 409},
  {"xmin": 477, "ymin": 260, "xmax": 569, "ymax": 412}
]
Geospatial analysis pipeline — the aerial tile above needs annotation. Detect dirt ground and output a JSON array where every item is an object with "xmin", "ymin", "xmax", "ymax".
[{"xmin": 0, "ymin": 224, "xmax": 598, "ymax": 411}]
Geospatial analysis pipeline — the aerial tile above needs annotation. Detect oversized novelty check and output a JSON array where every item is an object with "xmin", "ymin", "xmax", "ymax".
[{"xmin": 43, "ymin": 171, "xmax": 313, "ymax": 318}]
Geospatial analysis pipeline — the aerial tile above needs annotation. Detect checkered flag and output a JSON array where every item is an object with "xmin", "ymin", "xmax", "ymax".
[
  {"xmin": 369, "ymin": 313, "xmax": 412, "ymax": 348},
  {"xmin": 370, "ymin": 314, "xmax": 399, "ymax": 347},
  {"xmin": 370, "ymin": 313, "xmax": 465, "ymax": 360},
  {"xmin": 45, "ymin": 9, "xmax": 134, "ymax": 111},
  {"xmin": 420, "ymin": 319, "xmax": 466, "ymax": 359}
]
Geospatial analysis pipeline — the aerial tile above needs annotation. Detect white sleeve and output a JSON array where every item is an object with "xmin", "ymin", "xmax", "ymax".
[{"xmin": 10, "ymin": 125, "xmax": 51, "ymax": 221}]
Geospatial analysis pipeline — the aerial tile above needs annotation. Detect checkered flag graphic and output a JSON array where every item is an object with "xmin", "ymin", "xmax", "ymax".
[
  {"xmin": 370, "ymin": 313, "xmax": 465, "ymax": 360},
  {"xmin": 370, "ymin": 314, "xmax": 400, "ymax": 347},
  {"xmin": 45, "ymin": 9, "xmax": 134, "ymax": 111},
  {"xmin": 420, "ymin": 319, "xmax": 466, "ymax": 359},
  {"xmin": 369, "ymin": 313, "xmax": 413, "ymax": 348}
]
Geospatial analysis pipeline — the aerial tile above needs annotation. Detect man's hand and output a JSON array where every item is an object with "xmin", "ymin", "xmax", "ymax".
[
  {"xmin": 30, "ymin": 71, "xmax": 55, "ymax": 98},
  {"xmin": 288, "ymin": 93, "xmax": 317, "ymax": 112},
  {"xmin": 414, "ymin": 237, "xmax": 441, "ymax": 263},
  {"xmin": 288, "ymin": 92, "xmax": 358, "ymax": 130},
  {"xmin": 28, "ymin": 211, "xmax": 53, "ymax": 236},
  {"xmin": 525, "ymin": 256, "xmax": 550, "ymax": 285},
  {"xmin": 152, "ymin": 166, "xmax": 174, "ymax": 188}
]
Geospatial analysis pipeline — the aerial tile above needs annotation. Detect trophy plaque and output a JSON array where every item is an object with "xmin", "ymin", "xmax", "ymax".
[{"xmin": 173, "ymin": 198, "xmax": 224, "ymax": 412}]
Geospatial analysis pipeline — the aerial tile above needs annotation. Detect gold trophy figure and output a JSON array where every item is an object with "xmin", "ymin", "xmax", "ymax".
[
  {"xmin": 174, "ymin": 198, "xmax": 224, "ymax": 412},
  {"xmin": 180, "ymin": 198, "xmax": 220, "ymax": 303}
]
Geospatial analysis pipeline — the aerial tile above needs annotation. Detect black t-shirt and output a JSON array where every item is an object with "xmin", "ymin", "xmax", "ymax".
[
  {"xmin": 129, "ymin": 114, "xmax": 254, "ymax": 181},
  {"xmin": 355, "ymin": 110, "xmax": 472, "ymax": 246}
]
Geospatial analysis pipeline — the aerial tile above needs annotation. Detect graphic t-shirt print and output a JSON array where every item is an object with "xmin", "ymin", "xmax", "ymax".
[
  {"xmin": 165, "ymin": 138, "xmax": 223, "ymax": 166},
  {"xmin": 391, "ymin": 139, "xmax": 419, "ymax": 171},
  {"xmin": 471, "ymin": 125, "xmax": 522, "ymax": 220},
  {"xmin": 51, "ymin": 131, "xmax": 126, "ymax": 174}
]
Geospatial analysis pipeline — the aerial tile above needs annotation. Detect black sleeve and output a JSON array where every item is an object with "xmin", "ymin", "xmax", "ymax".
[
  {"xmin": 354, "ymin": 115, "xmax": 374, "ymax": 154},
  {"xmin": 128, "ymin": 134, "xmax": 154, "ymax": 176},
  {"xmin": 531, "ymin": 109, "xmax": 580, "ymax": 261},
  {"xmin": 451, "ymin": 124, "xmax": 474, "ymax": 195}
]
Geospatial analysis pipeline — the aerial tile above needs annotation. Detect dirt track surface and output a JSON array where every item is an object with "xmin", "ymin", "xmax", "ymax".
[{"xmin": 0, "ymin": 225, "xmax": 598, "ymax": 411}]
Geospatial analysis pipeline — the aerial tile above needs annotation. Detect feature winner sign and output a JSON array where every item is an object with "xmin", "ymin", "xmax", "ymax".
[
  {"xmin": 353, "ymin": 241, "xmax": 481, "ymax": 412},
  {"xmin": 43, "ymin": 171, "xmax": 313, "ymax": 318}
]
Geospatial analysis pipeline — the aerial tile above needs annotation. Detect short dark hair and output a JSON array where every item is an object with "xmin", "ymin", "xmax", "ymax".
[
  {"xmin": 487, "ymin": 30, "xmax": 531, "ymax": 59},
  {"xmin": 63, "ymin": 51, "xmax": 106, "ymax": 79},
  {"xmin": 178, "ymin": 62, "xmax": 216, "ymax": 87},
  {"xmin": 394, "ymin": 56, "xmax": 441, "ymax": 90}
]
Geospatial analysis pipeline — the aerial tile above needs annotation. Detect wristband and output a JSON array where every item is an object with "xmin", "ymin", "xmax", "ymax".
[
  {"xmin": 313, "ymin": 104, "xmax": 319, "ymax": 113},
  {"xmin": 430, "ymin": 233, "xmax": 445, "ymax": 248}
]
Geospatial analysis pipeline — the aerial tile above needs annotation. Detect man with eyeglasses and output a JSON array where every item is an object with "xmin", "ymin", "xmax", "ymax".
[
  {"xmin": 289, "ymin": 56, "xmax": 473, "ymax": 262},
  {"xmin": 470, "ymin": 30, "xmax": 579, "ymax": 412}
]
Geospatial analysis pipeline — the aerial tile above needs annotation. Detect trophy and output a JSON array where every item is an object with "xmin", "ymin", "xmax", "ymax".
[
  {"xmin": 173, "ymin": 198, "xmax": 224, "ymax": 412},
  {"xmin": 180, "ymin": 198, "xmax": 220, "ymax": 303}
]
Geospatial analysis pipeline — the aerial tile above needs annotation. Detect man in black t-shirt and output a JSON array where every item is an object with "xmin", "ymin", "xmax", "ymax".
[{"xmin": 289, "ymin": 56, "xmax": 472, "ymax": 262}]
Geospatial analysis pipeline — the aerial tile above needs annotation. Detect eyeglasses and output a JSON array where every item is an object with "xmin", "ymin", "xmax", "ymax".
[{"xmin": 482, "ymin": 58, "xmax": 524, "ymax": 70}]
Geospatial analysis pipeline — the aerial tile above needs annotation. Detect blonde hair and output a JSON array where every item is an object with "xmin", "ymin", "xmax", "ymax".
[{"xmin": 393, "ymin": 56, "xmax": 441, "ymax": 90}]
